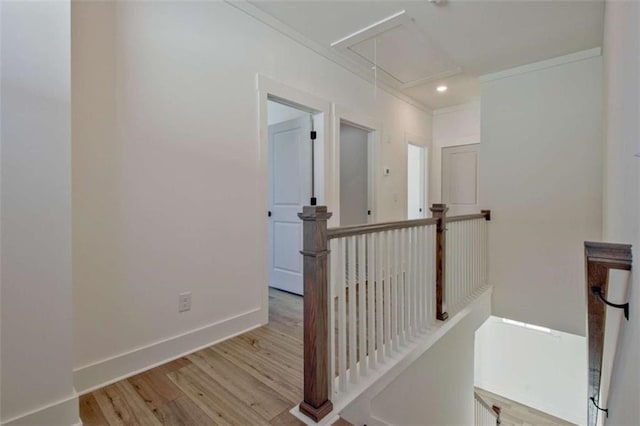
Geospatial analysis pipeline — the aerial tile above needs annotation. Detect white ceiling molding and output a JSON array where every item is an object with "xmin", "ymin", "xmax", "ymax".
[
  {"xmin": 432, "ymin": 99, "xmax": 480, "ymax": 116},
  {"xmin": 225, "ymin": 0, "xmax": 433, "ymax": 113},
  {"xmin": 479, "ymin": 47, "xmax": 602, "ymax": 83}
]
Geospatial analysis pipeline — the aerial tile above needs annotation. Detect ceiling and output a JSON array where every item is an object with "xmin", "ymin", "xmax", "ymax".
[{"xmin": 248, "ymin": 0, "xmax": 604, "ymax": 110}]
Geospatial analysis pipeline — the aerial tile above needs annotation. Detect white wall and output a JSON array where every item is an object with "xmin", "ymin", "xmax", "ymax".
[
  {"xmin": 602, "ymin": 1, "xmax": 640, "ymax": 424},
  {"xmin": 370, "ymin": 289, "xmax": 490, "ymax": 426},
  {"xmin": 72, "ymin": 1, "xmax": 431, "ymax": 392},
  {"xmin": 430, "ymin": 101, "xmax": 480, "ymax": 205},
  {"xmin": 475, "ymin": 316, "xmax": 587, "ymax": 425},
  {"xmin": 339, "ymin": 124, "xmax": 369, "ymax": 226},
  {"xmin": 1, "ymin": 1, "xmax": 79, "ymax": 424},
  {"xmin": 480, "ymin": 52, "xmax": 603, "ymax": 336}
]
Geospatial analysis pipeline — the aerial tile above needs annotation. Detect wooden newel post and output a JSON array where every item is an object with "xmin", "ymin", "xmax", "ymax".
[
  {"xmin": 298, "ymin": 205, "xmax": 333, "ymax": 422},
  {"xmin": 430, "ymin": 203, "xmax": 449, "ymax": 321}
]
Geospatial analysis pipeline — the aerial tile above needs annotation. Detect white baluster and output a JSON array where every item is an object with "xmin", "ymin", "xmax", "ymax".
[
  {"xmin": 329, "ymin": 239, "xmax": 336, "ymax": 399},
  {"xmin": 358, "ymin": 234, "xmax": 366, "ymax": 376},
  {"xmin": 398, "ymin": 228, "xmax": 406, "ymax": 346},
  {"xmin": 348, "ymin": 236, "xmax": 357, "ymax": 384},
  {"xmin": 367, "ymin": 233, "xmax": 376, "ymax": 370},
  {"xmin": 384, "ymin": 230, "xmax": 392, "ymax": 357},
  {"xmin": 392, "ymin": 229, "xmax": 399, "ymax": 352},
  {"xmin": 337, "ymin": 238, "xmax": 347, "ymax": 392},
  {"xmin": 376, "ymin": 231, "xmax": 385, "ymax": 364}
]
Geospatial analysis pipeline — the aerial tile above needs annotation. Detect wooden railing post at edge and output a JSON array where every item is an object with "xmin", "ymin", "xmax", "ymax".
[
  {"xmin": 584, "ymin": 241, "xmax": 632, "ymax": 426},
  {"xmin": 298, "ymin": 205, "xmax": 333, "ymax": 422},
  {"xmin": 430, "ymin": 203, "xmax": 449, "ymax": 321}
]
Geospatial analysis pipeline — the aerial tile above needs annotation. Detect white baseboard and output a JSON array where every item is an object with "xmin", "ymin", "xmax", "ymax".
[
  {"xmin": 1, "ymin": 394, "xmax": 80, "ymax": 426},
  {"xmin": 74, "ymin": 308, "xmax": 264, "ymax": 394}
]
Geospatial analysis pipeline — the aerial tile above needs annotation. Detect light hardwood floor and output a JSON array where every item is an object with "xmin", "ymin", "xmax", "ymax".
[{"xmin": 80, "ymin": 289, "xmax": 349, "ymax": 426}]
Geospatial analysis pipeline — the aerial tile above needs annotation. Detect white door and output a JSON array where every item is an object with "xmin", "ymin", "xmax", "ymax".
[
  {"xmin": 407, "ymin": 144, "xmax": 427, "ymax": 219},
  {"xmin": 268, "ymin": 115, "xmax": 311, "ymax": 295},
  {"xmin": 442, "ymin": 143, "xmax": 479, "ymax": 216}
]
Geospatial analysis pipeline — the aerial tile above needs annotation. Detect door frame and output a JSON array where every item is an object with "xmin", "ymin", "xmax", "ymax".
[
  {"xmin": 405, "ymin": 132, "xmax": 430, "ymax": 218},
  {"xmin": 257, "ymin": 74, "xmax": 331, "ymax": 322},
  {"xmin": 407, "ymin": 143, "xmax": 428, "ymax": 219},
  {"xmin": 332, "ymin": 104, "xmax": 380, "ymax": 226}
]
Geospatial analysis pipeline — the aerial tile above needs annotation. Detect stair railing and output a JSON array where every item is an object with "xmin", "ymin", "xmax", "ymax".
[
  {"xmin": 584, "ymin": 241, "xmax": 632, "ymax": 426},
  {"xmin": 298, "ymin": 203, "xmax": 490, "ymax": 422},
  {"xmin": 474, "ymin": 392, "xmax": 501, "ymax": 426}
]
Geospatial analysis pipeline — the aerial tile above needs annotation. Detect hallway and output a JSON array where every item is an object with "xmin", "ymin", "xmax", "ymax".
[{"xmin": 79, "ymin": 289, "xmax": 308, "ymax": 425}]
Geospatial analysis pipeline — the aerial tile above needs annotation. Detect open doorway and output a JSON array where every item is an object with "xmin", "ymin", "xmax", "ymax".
[
  {"xmin": 339, "ymin": 121, "xmax": 374, "ymax": 226},
  {"xmin": 266, "ymin": 98, "xmax": 324, "ymax": 296},
  {"xmin": 407, "ymin": 143, "xmax": 428, "ymax": 219}
]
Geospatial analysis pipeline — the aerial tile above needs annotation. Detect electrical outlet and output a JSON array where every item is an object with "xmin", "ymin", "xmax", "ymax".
[{"xmin": 179, "ymin": 292, "xmax": 192, "ymax": 313}]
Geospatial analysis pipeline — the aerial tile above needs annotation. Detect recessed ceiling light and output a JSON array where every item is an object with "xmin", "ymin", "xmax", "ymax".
[{"xmin": 436, "ymin": 85, "xmax": 448, "ymax": 93}]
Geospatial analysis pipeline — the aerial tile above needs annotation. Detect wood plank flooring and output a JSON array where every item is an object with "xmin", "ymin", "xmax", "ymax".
[{"xmin": 80, "ymin": 289, "xmax": 341, "ymax": 426}]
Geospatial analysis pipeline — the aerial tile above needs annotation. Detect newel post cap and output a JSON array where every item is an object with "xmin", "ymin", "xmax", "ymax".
[
  {"xmin": 298, "ymin": 205, "xmax": 333, "ymax": 221},
  {"xmin": 430, "ymin": 203, "xmax": 449, "ymax": 214}
]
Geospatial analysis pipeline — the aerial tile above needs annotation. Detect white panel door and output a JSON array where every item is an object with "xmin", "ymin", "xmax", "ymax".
[
  {"xmin": 407, "ymin": 144, "xmax": 426, "ymax": 219},
  {"xmin": 268, "ymin": 116, "xmax": 311, "ymax": 295},
  {"xmin": 442, "ymin": 143, "xmax": 479, "ymax": 216}
]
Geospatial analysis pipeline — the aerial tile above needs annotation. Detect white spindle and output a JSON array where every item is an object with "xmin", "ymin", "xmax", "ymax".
[
  {"xmin": 325, "ymin": 213, "xmax": 488, "ymax": 402},
  {"xmin": 376, "ymin": 231, "xmax": 384, "ymax": 364},
  {"xmin": 329, "ymin": 240, "xmax": 337, "ymax": 399},
  {"xmin": 348, "ymin": 236, "xmax": 357, "ymax": 383},
  {"xmin": 410, "ymin": 227, "xmax": 417, "ymax": 336},
  {"xmin": 399, "ymin": 229, "xmax": 406, "ymax": 346},
  {"xmin": 392, "ymin": 230, "xmax": 399, "ymax": 352},
  {"xmin": 384, "ymin": 231, "xmax": 391, "ymax": 357},
  {"xmin": 358, "ymin": 234, "xmax": 366, "ymax": 376},
  {"xmin": 367, "ymin": 233, "xmax": 376, "ymax": 370},
  {"xmin": 337, "ymin": 238, "xmax": 347, "ymax": 392}
]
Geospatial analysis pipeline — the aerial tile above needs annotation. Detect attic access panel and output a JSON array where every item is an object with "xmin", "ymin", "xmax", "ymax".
[{"xmin": 332, "ymin": 13, "xmax": 461, "ymax": 89}]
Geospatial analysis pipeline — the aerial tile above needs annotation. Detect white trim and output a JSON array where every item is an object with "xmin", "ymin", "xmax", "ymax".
[
  {"xmin": 257, "ymin": 74, "xmax": 333, "ymax": 309},
  {"xmin": 73, "ymin": 308, "xmax": 263, "ymax": 394},
  {"xmin": 224, "ymin": 0, "xmax": 432, "ymax": 114},
  {"xmin": 406, "ymin": 137, "xmax": 430, "ymax": 220},
  {"xmin": 433, "ymin": 99, "xmax": 480, "ymax": 116},
  {"xmin": 480, "ymin": 47, "xmax": 602, "ymax": 83},
  {"xmin": 1, "ymin": 394, "xmax": 80, "ymax": 426},
  {"xmin": 332, "ymin": 104, "xmax": 382, "ymax": 227},
  {"xmin": 405, "ymin": 132, "xmax": 431, "ymax": 212},
  {"xmin": 443, "ymin": 138, "xmax": 480, "ymax": 149}
]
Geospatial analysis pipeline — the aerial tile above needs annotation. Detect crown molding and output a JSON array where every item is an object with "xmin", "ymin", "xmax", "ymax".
[
  {"xmin": 224, "ymin": 0, "xmax": 433, "ymax": 114},
  {"xmin": 433, "ymin": 99, "xmax": 480, "ymax": 116},
  {"xmin": 480, "ymin": 47, "xmax": 602, "ymax": 83}
]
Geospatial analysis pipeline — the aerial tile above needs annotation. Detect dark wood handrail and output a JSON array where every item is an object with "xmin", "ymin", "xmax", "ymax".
[
  {"xmin": 327, "ymin": 210, "xmax": 490, "ymax": 240},
  {"xmin": 447, "ymin": 211, "xmax": 491, "ymax": 223},
  {"xmin": 327, "ymin": 217, "xmax": 438, "ymax": 239},
  {"xmin": 584, "ymin": 241, "xmax": 632, "ymax": 426}
]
